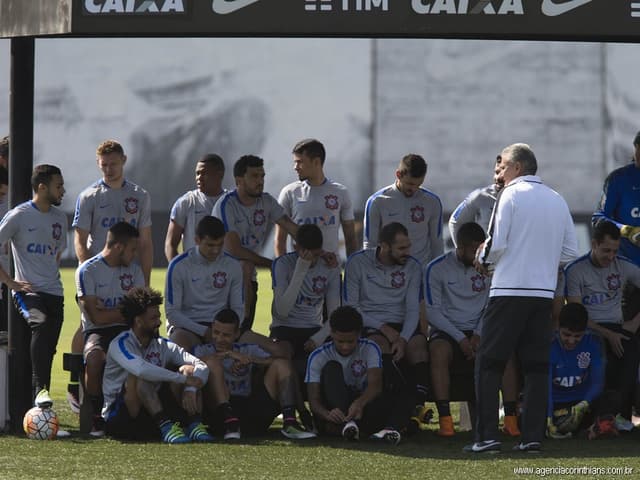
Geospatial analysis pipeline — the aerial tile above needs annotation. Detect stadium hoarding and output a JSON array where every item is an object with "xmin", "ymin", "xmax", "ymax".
[{"xmin": 2, "ymin": 1, "xmax": 640, "ymax": 42}]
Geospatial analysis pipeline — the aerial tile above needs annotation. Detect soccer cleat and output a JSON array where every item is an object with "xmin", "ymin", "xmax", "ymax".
[
  {"xmin": 281, "ymin": 422, "xmax": 317, "ymax": 440},
  {"xmin": 299, "ymin": 408, "xmax": 317, "ymax": 434},
  {"xmin": 463, "ymin": 440, "xmax": 502, "ymax": 453},
  {"xmin": 370, "ymin": 428, "xmax": 401, "ymax": 446},
  {"xmin": 587, "ymin": 415, "xmax": 619, "ymax": 440},
  {"xmin": 160, "ymin": 422, "xmax": 191, "ymax": 444},
  {"xmin": 437, "ymin": 415, "xmax": 455, "ymax": 437},
  {"xmin": 513, "ymin": 441, "xmax": 541, "ymax": 453},
  {"xmin": 66, "ymin": 391, "xmax": 81, "ymax": 415},
  {"xmin": 501, "ymin": 415, "xmax": 521, "ymax": 437},
  {"xmin": 89, "ymin": 415, "xmax": 105, "ymax": 438},
  {"xmin": 34, "ymin": 389, "xmax": 53, "ymax": 409},
  {"xmin": 223, "ymin": 418, "xmax": 241, "ymax": 440},
  {"xmin": 341, "ymin": 420, "xmax": 359, "ymax": 441},
  {"xmin": 186, "ymin": 422, "xmax": 215, "ymax": 443},
  {"xmin": 614, "ymin": 414, "xmax": 634, "ymax": 432}
]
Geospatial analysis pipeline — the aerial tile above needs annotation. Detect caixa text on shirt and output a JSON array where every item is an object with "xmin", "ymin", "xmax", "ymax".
[
  {"xmin": 101, "ymin": 217, "xmax": 138, "ymax": 229},
  {"xmin": 27, "ymin": 243, "xmax": 61, "ymax": 256},
  {"xmin": 84, "ymin": 0, "xmax": 185, "ymax": 14}
]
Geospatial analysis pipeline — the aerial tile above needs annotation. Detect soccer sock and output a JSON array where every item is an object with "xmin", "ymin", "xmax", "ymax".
[
  {"xmin": 436, "ymin": 401, "xmax": 451, "ymax": 417},
  {"xmin": 282, "ymin": 405, "xmax": 296, "ymax": 426},
  {"xmin": 504, "ymin": 401, "xmax": 517, "ymax": 417}
]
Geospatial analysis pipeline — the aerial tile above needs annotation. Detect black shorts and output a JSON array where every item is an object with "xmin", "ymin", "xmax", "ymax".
[
  {"xmin": 429, "ymin": 330, "xmax": 475, "ymax": 371},
  {"xmin": 362, "ymin": 323, "xmax": 422, "ymax": 341},
  {"xmin": 270, "ymin": 326, "xmax": 322, "ymax": 357},
  {"xmin": 83, "ymin": 325, "xmax": 128, "ymax": 359},
  {"xmin": 229, "ymin": 381, "xmax": 281, "ymax": 435},
  {"xmin": 105, "ymin": 383, "xmax": 183, "ymax": 441}
]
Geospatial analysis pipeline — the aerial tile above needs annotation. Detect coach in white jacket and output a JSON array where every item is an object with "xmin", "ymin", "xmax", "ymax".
[{"xmin": 465, "ymin": 143, "xmax": 578, "ymax": 454}]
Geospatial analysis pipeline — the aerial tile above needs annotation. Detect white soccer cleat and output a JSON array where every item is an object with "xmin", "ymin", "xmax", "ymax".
[{"xmin": 34, "ymin": 389, "xmax": 53, "ymax": 409}]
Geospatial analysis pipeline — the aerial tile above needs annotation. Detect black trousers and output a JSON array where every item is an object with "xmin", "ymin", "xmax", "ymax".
[
  {"xmin": 475, "ymin": 296, "xmax": 552, "ymax": 444},
  {"xmin": 319, "ymin": 359, "xmax": 415, "ymax": 434},
  {"xmin": 14, "ymin": 291, "xmax": 64, "ymax": 397}
]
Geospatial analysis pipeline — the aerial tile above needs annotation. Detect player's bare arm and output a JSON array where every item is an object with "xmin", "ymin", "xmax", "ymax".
[
  {"xmin": 164, "ymin": 220, "xmax": 184, "ymax": 263},
  {"xmin": 346, "ymin": 367, "xmax": 382, "ymax": 421},
  {"xmin": 79, "ymin": 295, "xmax": 125, "ymax": 326},
  {"xmin": 74, "ymin": 227, "xmax": 91, "ymax": 263},
  {"xmin": 138, "ymin": 225, "xmax": 153, "ymax": 285},
  {"xmin": 224, "ymin": 230, "xmax": 272, "ymax": 268},
  {"xmin": 342, "ymin": 219, "xmax": 358, "ymax": 257}
]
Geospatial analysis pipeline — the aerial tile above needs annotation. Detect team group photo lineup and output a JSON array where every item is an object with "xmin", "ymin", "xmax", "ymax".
[{"xmin": 3, "ymin": 130, "xmax": 640, "ymax": 453}]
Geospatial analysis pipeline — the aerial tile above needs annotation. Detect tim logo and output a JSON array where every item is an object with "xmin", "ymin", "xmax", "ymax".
[
  {"xmin": 390, "ymin": 271, "xmax": 405, "ymax": 288},
  {"xmin": 470, "ymin": 274, "xmax": 486, "ymax": 292},
  {"xmin": 350, "ymin": 359, "xmax": 366, "ymax": 378},
  {"xmin": 324, "ymin": 194, "xmax": 339, "ymax": 210},
  {"xmin": 51, "ymin": 223, "xmax": 62, "ymax": 241},
  {"xmin": 124, "ymin": 197, "xmax": 139, "ymax": 214},
  {"xmin": 120, "ymin": 273, "xmax": 134, "ymax": 291},
  {"xmin": 576, "ymin": 351, "xmax": 591, "ymax": 369},
  {"xmin": 410, "ymin": 205, "xmax": 425, "ymax": 223},
  {"xmin": 212, "ymin": 272, "xmax": 227, "ymax": 289},
  {"xmin": 84, "ymin": 0, "xmax": 186, "ymax": 14},
  {"xmin": 311, "ymin": 276, "xmax": 327, "ymax": 294},
  {"xmin": 253, "ymin": 209, "xmax": 265, "ymax": 226},
  {"xmin": 145, "ymin": 351, "xmax": 161, "ymax": 366},
  {"xmin": 607, "ymin": 273, "xmax": 621, "ymax": 291}
]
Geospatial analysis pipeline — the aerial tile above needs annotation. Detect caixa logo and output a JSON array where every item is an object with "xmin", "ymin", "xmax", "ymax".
[{"xmin": 84, "ymin": 0, "xmax": 186, "ymax": 14}]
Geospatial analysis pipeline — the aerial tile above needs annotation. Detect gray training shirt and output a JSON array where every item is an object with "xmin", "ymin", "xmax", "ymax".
[
  {"xmin": 343, "ymin": 248, "xmax": 422, "ymax": 341},
  {"xmin": 448, "ymin": 184, "xmax": 499, "ymax": 247},
  {"xmin": 165, "ymin": 247, "xmax": 244, "ymax": 337},
  {"xmin": 424, "ymin": 251, "xmax": 489, "ymax": 342},
  {"xmin": 73, "ymin": 179, "xmax": 152, "ymax": 257},
  {"xmin": 0, "ymin": 201, "xmax": 67, "ymax": 296},
  {"xmin": 364, "ymin": 183, "xmax": 443, "ymax": 265},
  {"xmin": 278, "ymin": 179, "xmax": 354, "ymax": 256},
  {"xmin": 170, "ymin": 189, "xmax": 226, "ymax": 252},
  {"xmin": 564, "ymin": 253, "xmax": 640, "ymax": 325},
  {"xmin": 75, "ymin": 253, "xmax": 145, "ymax": 332}
]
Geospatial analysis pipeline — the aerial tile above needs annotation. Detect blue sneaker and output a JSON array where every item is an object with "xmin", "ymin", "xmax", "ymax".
[
  {"xmin": 186, "ymin": 422, "xmax": 215, "ymax": 443},
  {"xmin": 160, "ymin": 422, "xmax": 191, "ymax": 444}
]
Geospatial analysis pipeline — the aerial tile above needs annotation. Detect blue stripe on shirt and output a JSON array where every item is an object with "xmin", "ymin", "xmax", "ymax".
[
  {"xmin": 424, "ymin": 253, "xmax": 448, "ymax": 305},
  {"xmin": 166, "ymin": 251, "xmax": 189, "ymax": 305}
]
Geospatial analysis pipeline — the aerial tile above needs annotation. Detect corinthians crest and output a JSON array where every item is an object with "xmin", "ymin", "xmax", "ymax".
[
  {"xmin": 391, "ymin": 271, "xmax": 405, "ymax": 288},
  {"xmin": 324, "ymin": 194, "xmax": 339, "ymax": 210},
  {"xmin": 253, "ymin": 209, "xmax": 265, "ymax": 226},
  {"xmin": 212, "ymin": 272, "xmax": 227, "ymax": 289},
  {"xmin": 410, "ymin": 205, "xmax": 425, "ymax": 223},
  {"xmin": 606, "ymin": 273, "xmax": 620, "ymax": 291},
  {"xmin": 124, "ymin": 197, "xmax": 139, "ymax": 214},
  {"xmin": 51, "ymin": 223, "xmax": 62, "ymax": 241}
]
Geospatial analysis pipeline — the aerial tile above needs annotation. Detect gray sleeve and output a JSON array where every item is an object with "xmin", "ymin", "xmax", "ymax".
[
  {"xmin": 170, "ymin": 196, "xmax": 188, "ymax": 227},
  {"xmin": 424, "ymin": 262, "xmax": 466, "ymax": 342},
  {"xmin": 109, "ymin": 339, "xmax": 187, "ymax": 384},
  {"xmin": 448, "ymin": 193, "xmax": 479, "ymax": 248},
  {"xmin": 165, "ymin": 341, "xmax": 210, "ymax": 386},
  {"xmin": 267, "ymin": 193, "xmax": 285, "ymax": 222},
  {"xmin": 165, "ymin": 261, "xmax": 208, "ymax": 337},
  {"xmin": 278, "ymin": 187, "xmax": 292, "ymax": 217},
  {"xmin": 0, "ymin": 210, "xmax": 18, "ymax": 246},
  {"xmin": 363, "ymin": 196, "xmax": 380, "ymax": 250},
  {"xmin": 340, "ymin": 188, "xmax": 355, "ymax": 222},
  {"xmin": 428, "ymin": 197, "xmax": 444, "ymax": 262},
  {"xmin": 399, "ymin": 261, "xmax": 421, "ymax": 341},
  {"xmin": 73, "ymin": 192, "xmax": 94, "ymax": 231},
  {"xmin": 138, "ymin": 191, "xmax": 152, "ymax": 228}
]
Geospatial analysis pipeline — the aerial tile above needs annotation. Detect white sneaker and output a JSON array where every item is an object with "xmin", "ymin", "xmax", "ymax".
[
  {"xmin": 370, "ymin": 428, "xmax": 401, "ymax": 446},
  {"xmin": 56, "ymin": 429, "xmax": 71, "ymax": 438},
  {"xmin": 35, "ymin": 389, "xmax": 53, "ymax": 409}
]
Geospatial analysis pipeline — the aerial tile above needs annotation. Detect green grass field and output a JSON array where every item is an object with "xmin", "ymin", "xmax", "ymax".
[{"xmin": 2, "ymin": 268, "xmax": 640, "ymax": 479}]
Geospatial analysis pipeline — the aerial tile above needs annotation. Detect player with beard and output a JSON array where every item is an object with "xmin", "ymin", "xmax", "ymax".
[
  {"xmin": 165, "ymin": 154, "xmax": 226, "ymax": 262},
  {"xmin": 343, "ymin": 222, "xmax": 427, "ymax": 411},
  {"xmin": 364, "ymin": 154, "xmax": 443, "ymax": 266},
  {"xmin": 275, "ymin": 139, "xmax": 357, "ymax": 260},
  {"xmin": 0, "ymin": 165, "xmax": 68, "ymax": 405},
  {"xmin": 213, "ymin": 155, "xmax": 298, "ymax": 332},
  {"xmin": 102, "ymin": 287, "xmax": 214, "ymax": 443}
]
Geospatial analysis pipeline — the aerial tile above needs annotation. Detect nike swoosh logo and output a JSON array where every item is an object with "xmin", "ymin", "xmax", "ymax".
[
  {"xmin": 447, "ymin": 281, "xmax": 456, "ymax": 285},
  {"xmin": 541, "ymin": 0, "xmax": 592, "ymax": 16},
  {"xmin": 28, "ymin": 227, "xmax": 37, "ymax": 232},
  {"xmin": 212, "ymin": 0, "xmax": 261, "ymax": 15},
  {"xmin": 99, "ymin": 204, "xmax": 111, "ymax": 209},
  {"xmin": 388, "ymin": 212, "xmax": 399, "ymax": 217},
  {"xmin": 192, "ymin": 278, "xmax": 200, "ymax": 282}
]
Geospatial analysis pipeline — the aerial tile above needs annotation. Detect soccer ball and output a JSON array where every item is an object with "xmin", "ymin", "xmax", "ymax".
[{"xmin": 23, "ymin": 406, "xmax": 59, "ymax": 440}]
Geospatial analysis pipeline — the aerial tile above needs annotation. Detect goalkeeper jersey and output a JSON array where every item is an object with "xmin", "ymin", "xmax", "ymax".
[{"xmin": 548, "ymin": 331, "xmax": 604, "ymax": 417}]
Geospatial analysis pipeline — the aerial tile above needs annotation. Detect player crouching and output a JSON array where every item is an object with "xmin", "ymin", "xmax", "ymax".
[
  {"xmin": 194, "ymin": 309, "xmax": 316, "ymax": 440},
  {"xmin": 101, "ymin": 287, "xmax": 214, "ymax": 443}
]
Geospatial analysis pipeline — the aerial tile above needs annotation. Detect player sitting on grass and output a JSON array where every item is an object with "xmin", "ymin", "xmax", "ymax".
[
  {"xmin": 102, "ymin": 287, "xmax": 214, "ymax": 443},
  {"xmin": 548, "ymin": 303, "xmax": 610, "ymax": 440},
  {"xmin": 305, "ymin": 306, "xmax": 415, "ymax": 445},
  {"xmin": 193, "ymin": 308, "xmax": 316, "ymax": 440}
]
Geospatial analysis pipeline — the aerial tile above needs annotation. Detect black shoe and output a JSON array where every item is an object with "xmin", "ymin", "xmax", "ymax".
[
  {"xmin": 463, "ymin": 440, "xmax": 501, "ymax": 453},
  {"xmin": 513, "ymin": 441, "xmax": 541, "ymax": 453}
]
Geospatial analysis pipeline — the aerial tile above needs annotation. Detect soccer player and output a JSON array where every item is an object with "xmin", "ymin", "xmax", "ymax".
[
  {"xmin": 547, "ymin": 303, "xmax": 606, "ymax": 439},
  {"xmin": 343, "ymin": 222, "xmax": 429, "ymax": 405},
  {"xmin": 213, "ymin": 154, "xmax": 298, "ymax": 330},
  {"xmin": 363, "ymin": 153, "xmax": 443, "ymax": 265},
  {"xmin": 306, "ymin": 306, "xmax": 413, "ymax": 444},
  {"xmin": 426, "ymin": 222, "xmax": 488, "ymax": 436},
  {"xmin": 165, "ymin": 153, "xmax": 226, "ymax": 262},
  {"xmin": 468, "ymin": 143, "xmax": 577, "ymax": 454},
  {"xmin": 0, "ymin": 165, "xmax": 8, "ymax": 333},
  {"xmin": 271, "ymin": 224, "xmax": 341, "ymax": 373},
  {"xmin": 75, "ymin": 221, "xmax": 145, "ymax": 436},
  {"xmin": 165, "ymin": 216, "xmax": 243, "ymax": 352},
  {"xmin": 70, "ymin": 140, "xmax": 153, "ymax": 408},
  {"xmin": 102, "ymin": 287, "xmax": 214, "ymax": 443},
  {"xmin": 0, "ymin": 164, "xmax": 67, "ymax": 401},
  {"xmin": 275, "ymin": 138, "xmax": 358, "ymax": 259},
  {"xmin": 193, "ymin": 308, "xmax": 315, "ymax": 440},
  {"xmin": 563, "ymin": 219, "xmax": 640, "ymax": 426},
  {"xmin": 448, "ymin": 155, "xmax": 503, "ymax": 246}
]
